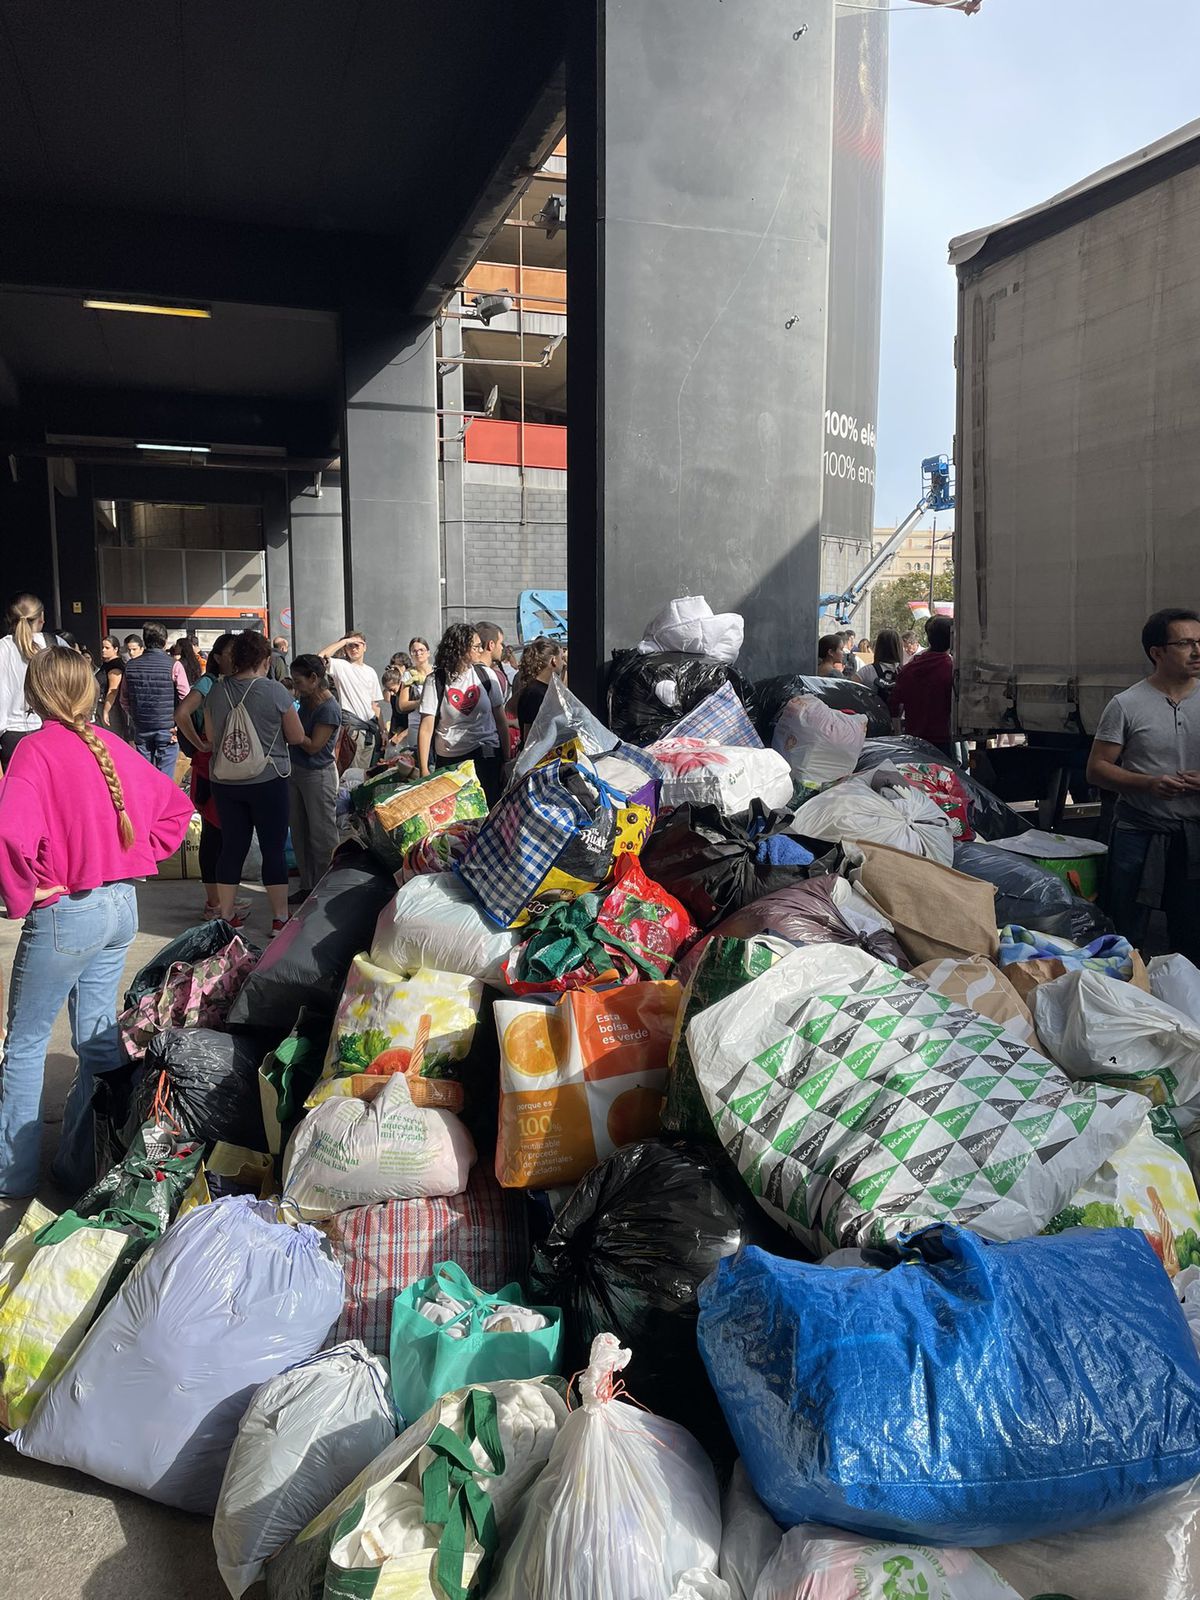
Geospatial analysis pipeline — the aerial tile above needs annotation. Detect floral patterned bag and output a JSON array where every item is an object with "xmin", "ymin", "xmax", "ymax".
[{"xmin": 117, "ymin": 935, "xmax": 259, "ymax": 1060}]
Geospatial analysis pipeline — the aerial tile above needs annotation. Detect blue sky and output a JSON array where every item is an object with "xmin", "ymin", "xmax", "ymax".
[{"xmin": 875, "ymin": 0, "xmax": 1200, "ymax": 529}]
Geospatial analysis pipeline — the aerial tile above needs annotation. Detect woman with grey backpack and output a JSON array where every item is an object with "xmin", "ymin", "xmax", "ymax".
[{"xmin": 204, "ymin": 630, "xmax": 304, "ymax": 937}]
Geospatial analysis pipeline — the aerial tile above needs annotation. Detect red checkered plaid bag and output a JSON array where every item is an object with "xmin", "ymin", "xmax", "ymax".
[{"xmin": 323, "ymin": 1164, "xmax": 532, "ymax": 1356}]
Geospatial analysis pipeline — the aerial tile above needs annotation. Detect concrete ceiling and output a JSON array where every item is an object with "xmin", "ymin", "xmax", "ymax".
[{"xmin": 0, "ymin": 1, "xmax": 565, "ymax": 413}]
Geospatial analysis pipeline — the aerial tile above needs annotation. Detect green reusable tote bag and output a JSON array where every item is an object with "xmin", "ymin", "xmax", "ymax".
[{"xmin": 389, "ymin": 1261, "xmax": 562, "ymax": 1424}]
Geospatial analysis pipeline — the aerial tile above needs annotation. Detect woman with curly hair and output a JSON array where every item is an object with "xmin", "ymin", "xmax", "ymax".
[
  {"xmin": 417, "ymin": 622, "xmax": 510, "ymax": 804},
  {"xmin": 510, "ymin": 636, "xmax": 566, "ymax": 743},
  {"xmin": 0, "ymin": 646, "xmax": 193, "ymax": 1198}
]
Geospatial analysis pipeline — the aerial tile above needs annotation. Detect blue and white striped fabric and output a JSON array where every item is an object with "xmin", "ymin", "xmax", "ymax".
[{"xmin": 666, "ymin": 682, "xmax": 761, "ymax": 748}]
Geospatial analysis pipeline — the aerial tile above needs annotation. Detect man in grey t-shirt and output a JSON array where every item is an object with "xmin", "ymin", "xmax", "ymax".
[{"xmin": 1087, "ymin": 607, "xmax": 1200, "ymax": 960}]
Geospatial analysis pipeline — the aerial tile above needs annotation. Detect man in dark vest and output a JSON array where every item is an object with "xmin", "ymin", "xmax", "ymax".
[{"xmin": 120, "ymin": 621, "xmax": 183, "ymax": 776}]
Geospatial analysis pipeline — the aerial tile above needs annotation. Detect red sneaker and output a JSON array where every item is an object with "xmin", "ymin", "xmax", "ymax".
[{"xmin": 270, "ymin": 917, "xmax": 290, "ymax": 939}]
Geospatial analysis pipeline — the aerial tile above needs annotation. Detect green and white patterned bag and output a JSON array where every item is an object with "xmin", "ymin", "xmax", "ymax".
[{"xmin": 688, "ymin": 943, "xmax": 1146, "ymax": 1254}]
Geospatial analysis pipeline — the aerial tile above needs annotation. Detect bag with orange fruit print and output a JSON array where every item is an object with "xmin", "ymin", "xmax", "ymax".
[{"xmin": 494, "ymin": 982, "xmax": 683, "ymax": 1188}]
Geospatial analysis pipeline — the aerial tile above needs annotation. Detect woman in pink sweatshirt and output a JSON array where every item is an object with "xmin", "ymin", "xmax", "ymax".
[{"xmin": 0, "ymin": 647, "xmax": 193, "ymax": 1199}]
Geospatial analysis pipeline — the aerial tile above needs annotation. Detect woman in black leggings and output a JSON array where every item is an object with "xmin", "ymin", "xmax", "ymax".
[
  {"xmin": 174, "ymin": 632, "xmax": 250, "ymax": 923},
  {"xmin": 204, "ymin": 631, "xmax": 304, "ymax": 937}
]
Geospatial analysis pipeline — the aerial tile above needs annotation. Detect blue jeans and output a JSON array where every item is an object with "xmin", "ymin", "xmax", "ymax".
[
  {"xmin": 134, "ymin": 727, "xmax": 178, "ymax": 778},
  {"xmin": 0, "ymin": 881, "xmax": 138, "ymax": 1199}
]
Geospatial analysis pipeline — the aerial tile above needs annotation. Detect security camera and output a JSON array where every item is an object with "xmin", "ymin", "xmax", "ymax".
[{"xmin": 470, "ymin": 293, "xmax": 513, "ymax": 325}]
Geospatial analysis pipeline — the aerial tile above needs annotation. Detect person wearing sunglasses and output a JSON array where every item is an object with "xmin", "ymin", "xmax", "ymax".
[{"xmin": 1088, "ymin": 608, "xmax": 1200, "ymax": 961}]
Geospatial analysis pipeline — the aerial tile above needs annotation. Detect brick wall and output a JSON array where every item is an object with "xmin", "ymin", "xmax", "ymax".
[{"xmin": 442, "ymin": 473, "xmax": 567, "ymax": 641}]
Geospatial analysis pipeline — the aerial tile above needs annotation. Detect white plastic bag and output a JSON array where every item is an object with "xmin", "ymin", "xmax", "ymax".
[
  {"xmin": 213, "ymin": 1341, "xmax": 396, "ymax": 1597},
  {"xmin": 987, "ymin": 1478, "xmax": 1200, "ymax": 1600},
  {"xmin": 720, "ymin": 1461, "xmax": 782, "ymax": 1600},
  {"xmin": 1031, "ymin": 967, "xmax": 1200, "ymax": 1131},
  {"xmin": 488, "ymin": 1332, "xmax": 722, "ymax": 1600},
  {"xmin": 370, "ymin": 873, "xmax": 519, "ymax": 989},
  {"xmin": 753, "ymin": 1524, "xmax": 1021, "ymax": 1600},
  {"xmin": 637, "ymin": 596, "xmax": 744, "ymax": 664},
  {"xmin": 771, "ymin": 697, "xmax": 867, "ymax": 789},
  {"xmin": 1149, "ymin": 954, "xmax": 1200, "ymax": 1027},
  {"xmin": 649, "ymin": 739, "xmax": 793, "ymax": 817},
  {"xmin": 793, "ymin": 768, "xmax": 955, "ymax": 866},
  {"xmin": 12, "ymin": 1197, "xmax": 344, "ymax": 1514},
  {"xmin": 283, "ymin": 1071, "xmax": 475, "ymax": 1219},
  {"xmin": 688, "ymin": 943, "xmax": 1146, "ymax": 1253},
  {"xmin": 512, "ymin": 675, "xmax": 619, "ymax": 785}
]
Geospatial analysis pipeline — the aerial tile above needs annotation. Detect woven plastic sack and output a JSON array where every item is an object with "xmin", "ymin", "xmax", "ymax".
[
  {"xmin": 325, "ymin": 1167, "xmax": 531, "ymax": 1356},
  {"xmin": 363, "ymin": 762, "xmax": 487, "ymax": 873},
  {"xmin": 665, "ymin": 682, "xmax": 762, "ymax": 749},
  {"xmin": 793, "ymin": 768, "xmax": 955, "ymax": 865},
  {"xmin": 459, "ymin": 750, "xmax": 655, "ymax": 929},
  {"xmin": 753, "ymin": 1525, "xmax": 1021, "ymax": 1600},
  {"xmin": 636, "ymin": 596, "xmax": 744, "ymax": 663},
  {"xmin": 13, "ymin": 1197, "xmax": 344, "ymax": 1513},
  {"xmin": 0, "ymin": 1203, "xmax": 143, "ymax": 1430},
  {"xmin": 698, "ymin": 1226, "xmax": 1200, "ymax": 1545},
  {"xmin": 214, "ymin": 1342, "xmax": 396, "ymax": 1598},
  {"xmin": 687, "ymin": 943, "xmax": 1146, "ymax": 1253},
  {"xmin": 283, "ymin": 1071, "xmax": 475, "ymax": 1220},
  {"xmin": 1046, "ymin": 1110, "xmax": 1200, "ymax": 1272},
  {"xmin": 648, "ymin": 738, "xmax": 793, "ymax": 817},
  {"xmin": 494, "ymin": 982, "xmax": 682, "ymax": 1188},
  {"xmin": 664, "ymin": 936, "xmax": 789, "ymax": 1140},
  {"xmin": 770, "ymin": 697, "xmax": 867, "ymax": 789},
  {"xmin": 265, "ymin": 1379, "xmax": 568, "ymax": 1600},
  {"xmin": 371, "ymin": 874, "xmax": 519, "ymax": 989},
  {"xmin": 488, "ymin": 1333, "xmax": 721, "ymax": 1600},
  {"xmin": 1031, "ymin": 967, "xmax": 1200, "ymax": 1133},
  {"xmin": 315, "ymin": 954, "xmax": 482, "ymax": 1094}
]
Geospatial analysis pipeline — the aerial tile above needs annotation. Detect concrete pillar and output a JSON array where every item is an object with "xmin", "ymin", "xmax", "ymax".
[
  {"xmin": 440, "ymin": 306, "xmax": 469, "ymax": 632},
  {"xmin": 287, "ymin": 470, "xmax": 346, "ymax": 654},
  {"xmin": 340, "ymin": 310, "xmax": 442, "ymax": 658},
  {"xmin": 567, "ymin": 0, "xmax": 836, "ymax": 705},
  {"xmin": 263, "ymin": 473, "xmax": 292, "ymax": 648}
]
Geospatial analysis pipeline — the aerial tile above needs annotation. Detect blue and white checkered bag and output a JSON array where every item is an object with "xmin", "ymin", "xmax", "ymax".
[
  {"xmin": 666, "ymin": 682, "xmax": 761, "ymax": 748},
  {"xmin": 459, "ymin": 749, "xmax": 658, "ymax": 928}
]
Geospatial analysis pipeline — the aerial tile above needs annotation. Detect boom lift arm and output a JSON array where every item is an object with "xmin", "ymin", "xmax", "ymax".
[{"xmin": 820, "ymin": 453, "xmax": 955, "ymax": 627}]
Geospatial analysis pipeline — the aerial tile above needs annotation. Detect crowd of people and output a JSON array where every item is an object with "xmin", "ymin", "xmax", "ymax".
[{"xmin": 818, "ymin": 619, "xmax": 954, "ymax": 756}]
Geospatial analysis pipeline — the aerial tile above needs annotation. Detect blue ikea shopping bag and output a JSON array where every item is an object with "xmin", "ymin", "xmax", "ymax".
[{"xmin": 698, "ymin": 1226, "xmax": 1200, "ymax": 1547}]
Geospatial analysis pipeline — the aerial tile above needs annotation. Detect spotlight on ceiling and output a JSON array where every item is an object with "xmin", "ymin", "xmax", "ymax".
[
  {"xmin": 533, "ymin": 194, "xmax": 566, "ymax": 240},
  {"xmin": 84, "ymin": 299, "xmax": 212, "ymax": 319},
  {"xmin": 468, "ymin": 293, "xmax": 513, "ymax": 326}
]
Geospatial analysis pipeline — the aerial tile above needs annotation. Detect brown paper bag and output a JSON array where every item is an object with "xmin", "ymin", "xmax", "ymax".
[
  {"xmin": 913, "ymin": 955, "xmax": 1046, "ymax": 1053},
  {"xmin": 1006, "ymin": 949, "xmax": 1151, "ymax": 1003},
  {"xmin": 855, "ymin": 840, "xmax": 999, "ymax": 965}
]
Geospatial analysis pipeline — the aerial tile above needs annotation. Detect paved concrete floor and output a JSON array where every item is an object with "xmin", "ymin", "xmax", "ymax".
[{"xmin": 0, "ymin": 872, "xmax": 271, "ymax": 1600}]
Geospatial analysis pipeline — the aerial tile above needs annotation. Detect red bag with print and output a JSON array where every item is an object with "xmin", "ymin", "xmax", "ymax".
[
  {"xmin": 503, "ymin": 855, "xmax": 698, "ymax": 996},
  {"xmin": 895, "ymin": 761, "xmax": 975, "ymax": 842}
]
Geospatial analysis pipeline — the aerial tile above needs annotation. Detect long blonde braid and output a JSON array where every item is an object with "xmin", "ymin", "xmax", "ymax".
[{"xmin": 25, "ymin": 647, "xmax": 135, "ymax": 849}]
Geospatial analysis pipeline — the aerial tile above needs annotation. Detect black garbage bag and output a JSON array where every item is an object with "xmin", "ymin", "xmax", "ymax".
[
  {"xmin": 122, "ymin": 919, "xmax": 244, "ymax": 1012},
  {"xmin": 953, "ymin": 840, "xmax": 1114, "ymax": 944},
  {"xmin": 679, "ymin": 874, "xmax": 911, "ymax": 985},
  {"xmin": 855, "ymin": 736, "xmax": 1029, "ymax": 842},
  {"xmin": 607, "ymin": 649, "xmax": 758, "ymax": 746},
  {"xmin": 227, "ymin": 847, "xmax": 397, "ymax": 1034},
  {"xmin": 529, "ymin": 1140, "xmax": 807, "ymax": 1462},
  {"xmin": 639, "ymin": 800, "xmax": 837, "ymax": 930},
  {"xmin": 755, "ymin": 672, "xmax": 892, "ymax": 739},
  {"xmin": 126, "ymin": 1027, "xmax": 268, "ymax": 1152}
]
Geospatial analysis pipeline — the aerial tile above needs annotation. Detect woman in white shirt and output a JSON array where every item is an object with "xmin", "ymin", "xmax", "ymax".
[
  {"xmin": 0, "ymin": 593, "xmax": 61, "ymax": 772},
  {"xmin": 417, "ymin": 623, "xmax": 511, "ymax": 805}
]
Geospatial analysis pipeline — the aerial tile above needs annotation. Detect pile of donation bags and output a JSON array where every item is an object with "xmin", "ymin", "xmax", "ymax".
[{"xmin": 8, "ymin": 605, "xmax": 1200, "ymax": 1600}]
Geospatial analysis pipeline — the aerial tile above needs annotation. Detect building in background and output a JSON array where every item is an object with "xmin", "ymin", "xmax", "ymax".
[
  {"xmin": 439, "ymin": 139, "xmax": 567, "ymax": 641},
  {"xmin": 871, "ymin": 523, "xmax": 954, "ymax": 584}
]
